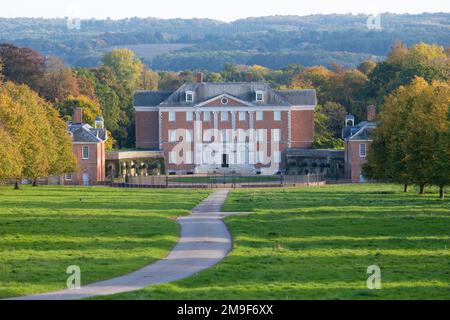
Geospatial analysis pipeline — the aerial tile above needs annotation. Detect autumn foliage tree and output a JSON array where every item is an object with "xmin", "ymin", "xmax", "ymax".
[
  {"xmin": 39, "ymin": 57, "xmax": 79, "ymax": 102},
  {"xmin": 0, "ymin": 44, "xmax": 45, "ymax": 92},
  {"xmin": 0, "ymin": 82, "xmax": 76, "ymax": 188},
  {"xmin": 56, "ymin": 95, "xmax": 102, "ymax": 124},
  {"xmin": 0, "ymin": 126, "xmax": 23, "ymax": 181},
  {"xmin": 364, "ymin": 77, "xmax": 450, "ymax": 199}
]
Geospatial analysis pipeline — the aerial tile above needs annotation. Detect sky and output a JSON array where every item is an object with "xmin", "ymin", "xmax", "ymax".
[{"xmin": 1, "ymin": 0, "xmax": 449, "ymax": 21}]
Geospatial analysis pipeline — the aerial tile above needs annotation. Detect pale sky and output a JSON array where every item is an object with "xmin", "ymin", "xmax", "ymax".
[{"xmin": 1, "ymin": 0, "xmax": 449, "ymax": 21}]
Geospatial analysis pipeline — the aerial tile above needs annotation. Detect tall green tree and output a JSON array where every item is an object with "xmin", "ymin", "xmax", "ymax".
[
  {"xmin": 102, "ymin": 49, "xmax": 143, "ymax": 92},
  {"xmin": 320, "ymin": 102, "xmax": 347, "ymax": 138},
  {"xmin": 101, "ymin": 49, "xmax": 145, "ymax": 147},
  {"xmin": 312, "ymin": 104, "xmax": 344, "ymax": 149}
]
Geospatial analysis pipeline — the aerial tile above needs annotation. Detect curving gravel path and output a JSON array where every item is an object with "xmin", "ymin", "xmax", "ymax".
[{"xmin": 10, "ymin": 189, "xmax": 232, "ymax": 300}]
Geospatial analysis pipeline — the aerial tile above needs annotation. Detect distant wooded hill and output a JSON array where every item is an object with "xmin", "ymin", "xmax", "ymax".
[{"xmin": 0, "ymin": 13, "xmax": 449, "ymax": 70}]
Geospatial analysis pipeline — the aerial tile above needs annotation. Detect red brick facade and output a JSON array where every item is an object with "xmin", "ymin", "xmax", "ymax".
[
  {"xmin": 343, "ymin": 105, "xmax": 377, "ymax": 183},
  {"xmin": 134, "ymin": 83, "xmax": 317, "ymax": 174},
  {"xmin": 65, "ymin": 110, "xmax": 107, "ymax": 185},
  {"xmin": 291, "ymin": 110, "xmax": 315, "ymax": 148},
  {"xmin": 345, "ymin": 140, "xmax": 371, "ymax": 183},
  {"xmin": 65, "ymin": 142, "xmax": 106, "ymax": 185},
  {"xmin": 135, "ymin": 110, "xmax": 159, "ymax": 149}
]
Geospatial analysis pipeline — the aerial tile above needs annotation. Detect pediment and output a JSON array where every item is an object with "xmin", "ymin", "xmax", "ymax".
[{"xmin": 196, "ymin": 94, "xmax": 253, "ymax": 107}]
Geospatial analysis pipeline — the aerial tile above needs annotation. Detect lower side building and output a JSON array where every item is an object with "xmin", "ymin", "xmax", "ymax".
[
  {"xmin": 343, "ymin": 105, "xmax": 377, "ymax": 183},
  {"xmin": 64, "ymin": 108, "xmax": 107, "ymax": 186}
]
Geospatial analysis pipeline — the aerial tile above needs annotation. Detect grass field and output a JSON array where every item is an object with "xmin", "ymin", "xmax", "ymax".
[
  {"xmin": 109, "ymin": 184, "xmax": 449, "ymax": 300},
  {"xmin": 107, "ymin": 43, "xmax": 193, "ymax": 61},
  {"xmin": 0, "ymin": 186, "xmax": 210, "ymax": 299}
]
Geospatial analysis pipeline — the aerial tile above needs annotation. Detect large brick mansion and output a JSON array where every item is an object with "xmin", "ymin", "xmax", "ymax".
[
  {"xmin": 57, "ymin": 77, "xmax": 376, "ymax": 185},
  {"xmin": 134, "ymin": 75, "xmax": 317, "ymax": 174}
]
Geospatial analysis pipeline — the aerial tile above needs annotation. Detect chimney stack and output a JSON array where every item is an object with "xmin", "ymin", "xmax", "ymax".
[
  {"xmin": 367, "ymin": 105, "xmax": 377, "ymax": 122},
  {"xmin": 196, "ymin": 72, "xmax": 204, "ymax": 83},
  {"xmin": 73, "ymin": 107, "xmax": 83, "ymax": 124}
]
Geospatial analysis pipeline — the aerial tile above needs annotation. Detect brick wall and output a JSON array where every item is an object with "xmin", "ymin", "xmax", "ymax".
[
  {"xmin": 135, "ymin": 111, "xmax": 159, "ymax": 149},
  {"xmin": 345, "ymin": 140, "xmax": 372, "ymax": 182},
  {"xmin": 291, "ymin": 110, "xmax": 315, "ymax": 148},
  {"xmin": 66, "ymin": 143, "xmax": 105, "ymax": 185},
  {"xmin": 147, "ymin": 106, "xmax": 315, "ymax": 173}
]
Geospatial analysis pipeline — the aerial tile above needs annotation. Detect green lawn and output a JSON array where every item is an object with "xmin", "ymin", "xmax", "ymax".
[
  {"xmin": 109, "ymin": 184, "xmax": 450, "ymax": 300},
  {"xmin": 0, "ymin": 186, "xmax": 210, "ymax": 299}
]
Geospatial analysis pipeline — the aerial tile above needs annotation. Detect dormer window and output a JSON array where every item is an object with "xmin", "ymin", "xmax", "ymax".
[
  {"xmin": 255, "ymin": 90, "xmax": 264, "ymax": 102},
  {"xmin": 186, "ymin": 91, "xmax": 194, "ymax": 103}
]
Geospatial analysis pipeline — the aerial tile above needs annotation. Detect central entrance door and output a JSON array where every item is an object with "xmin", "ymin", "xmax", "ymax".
[{"xmin": 221, "ymin": 154, "xmax": 229, "ymax": 168}]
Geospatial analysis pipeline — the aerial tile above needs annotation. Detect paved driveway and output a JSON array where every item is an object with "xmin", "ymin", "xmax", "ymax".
[{"xmin": 11, "ymin": 190, "xmax": 231, "ymax": 300}]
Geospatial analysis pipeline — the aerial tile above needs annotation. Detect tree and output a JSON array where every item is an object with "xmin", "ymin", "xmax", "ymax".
[
  {"xmin": 205, "ymin": 72, "xmax": 223, "ymax": 82},
  {"xmin": 386, "ymin": 41, "xmax": 408, "ymax": 65},
  {"xmin": 101, "ymin": 49, "xmax": 144, "ymax": 148},
  {"xmin": 140, "ymin": 67, "xmax": 160, "ymax": 90},
  {"xmin": 402, "ymin": 79, "xmax": 450, "ymax": 198},
  {"xmin": 76, "ymin": 76, "xmax": 97, "ymax": 100},
  {"xmin": 0, "ymin": 126, "xmax": 23, "ymax": 182},
  {"xmin": 39, "ymin": 57, "xmax": 79, "ymax": 102},
  {"xmin": 312, "ymin": 104, "xmax": 344, "ymax": 149},
  {"xmin": 320, "ymin": 102, "xmax": 347, "ymax": 138},
  {"xmin": 339, "ymin": 70, "xmax": 368, "ymax": 116},
  {"xmin": 0, "ymin": 58, "xmax": 4, "ymax": 82},
  {"xmin": 104, "ymin": 130, "xmax": 116, "ymax": 151},
  {"xmin": 0, "ymin": 82, "xmax": 75, "ymax": 188},
  {"xmin": 94, "ymin": 84, "xmax": 121, "ymax": 132},
  {"xmin": 364, "ymin": 77, "xmax": 450, "ymax": 198},
  {"xmin": 56, "ymin": 95, "xmax": 102, "ymax": 125},
  {"xmin": 403, "ymin": 43, "xmax": 448, "ymax": 66},
  {"xmin": 45, "ymin": 105, "xmax": 77, "ymax": 177},
  {"xmin": 431, "ymin": 118, "xmax": 450, "ymax": 199},
  {"xmin": 0, "ymin": 82, "xmax": 49, "ymax": 185},
  {"xmin": 102, "ymin": 49, "xmax": 143, "ymax": 92},
  {"xmin": 364, "ymin": 42, "xmax": 449, "ymax": 106},
  {"xmin": 363, "ymin": 128, "xmax": 397, "ymax": 185},
  {"xmin": 74, "ymin": 67, "xmax": 121, "ymax": 135},
  {"xmin": 364, "ymin": 78, "xmax": 423, "ymax": 191},
  {"xmin": 0, "ymin": 44, "xmax": 45, "ymax": 92},
  {"xmin": 158, "ymin": 72, "xmax": 183, "ymax": 91},
  {"xmin": 358, "ymin": 60, "xmax": 377, "ymax": 76},
  {"xmin": 291, "ymin": 66, "xmax": 333, "ymax": 89}
]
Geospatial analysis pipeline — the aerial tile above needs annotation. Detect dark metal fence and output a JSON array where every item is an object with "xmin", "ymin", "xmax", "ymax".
[{"xmin": 97, "ymin": 173, "xmax": 326, "ymax": 189}]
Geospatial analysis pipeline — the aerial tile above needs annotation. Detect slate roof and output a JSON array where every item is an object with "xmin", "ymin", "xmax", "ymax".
[
  {"xmin": 274, "ymin": 89, "xmax": 318, "ymax": 106},
  {"xmin": 134, "ymin": 82, "xmax": 317, "ymax": 107},
  {"xmin": 134, "ymin": 91, "xmax": 172, "ymax": 106},
  {"xmin": 68, "ymin": 123, "xmax": 107, "ymax": 143},
  {"xmin": 343, "ymin": 121, "xmax": 377, "ymax": 141}
]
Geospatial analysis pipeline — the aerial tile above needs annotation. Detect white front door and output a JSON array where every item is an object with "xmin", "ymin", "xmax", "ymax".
[{"xmin": 82, "ymin": 173, "xmax": 90, "ymax": 186}]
